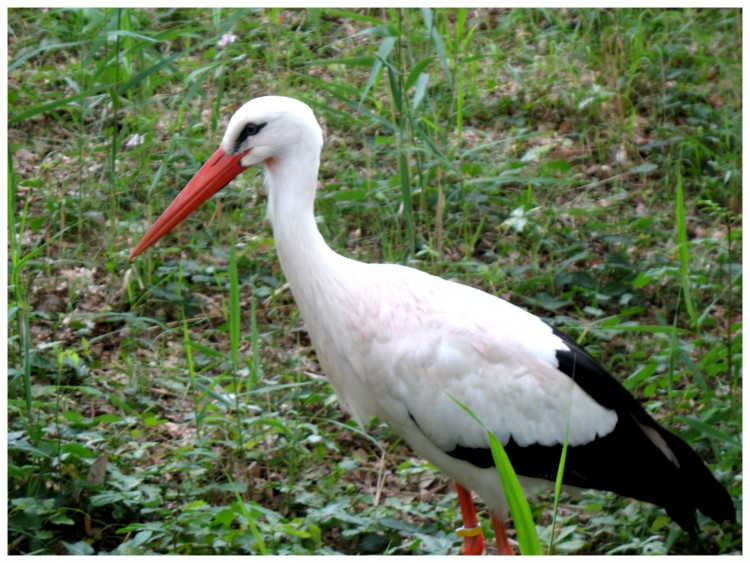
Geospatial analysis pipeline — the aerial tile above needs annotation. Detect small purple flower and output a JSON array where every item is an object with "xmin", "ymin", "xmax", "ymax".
[
  {"xmin": 126, "ymin": 133, "xmax": 145, "ymax": 148},
  {"xmin": 217, "ymin": 33, "xmax": 238, "ymax": 48}
]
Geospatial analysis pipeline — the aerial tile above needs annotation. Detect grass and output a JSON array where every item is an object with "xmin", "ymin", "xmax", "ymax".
[{"xmin": 7, "ymin": 7, "xmax": 742, "ymax": 555}]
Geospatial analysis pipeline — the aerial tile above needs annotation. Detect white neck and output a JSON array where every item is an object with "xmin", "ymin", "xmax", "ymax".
[{"xmin": 262, "ymin": 150, "xmax": 350, "ymax": 326}]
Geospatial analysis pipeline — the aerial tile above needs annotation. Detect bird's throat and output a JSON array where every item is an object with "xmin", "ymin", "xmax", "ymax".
[{"xmin": 264, "ymin": 157, "xmax": 345, "ymax": 316}]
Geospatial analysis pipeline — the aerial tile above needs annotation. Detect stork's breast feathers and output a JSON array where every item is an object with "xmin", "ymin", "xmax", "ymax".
[
  {"xmin": 341, "ymin": 265, "xmax": 619, "ymax": 453},
  {"xmin": 396, "ymin": 328, "xmax": 619, "ymax": 454}
]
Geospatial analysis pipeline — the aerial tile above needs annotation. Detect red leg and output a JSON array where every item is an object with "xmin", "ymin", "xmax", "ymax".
[
  {"xmin": 455, "ymin": 482, "xmax": 485, "ymax": 555},
  {"xmin": 491, "ymin": 511, "xmax": 515, "ymax": 555}
]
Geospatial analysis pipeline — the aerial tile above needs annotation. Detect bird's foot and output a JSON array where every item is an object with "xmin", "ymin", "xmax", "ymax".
[
  {"xmin": 457, "ymin": 523, "xmax": 486, "ymax": 555},
  {"xmin": 491, "ymin": 512, "xmax": 515, "ymax": 555}
]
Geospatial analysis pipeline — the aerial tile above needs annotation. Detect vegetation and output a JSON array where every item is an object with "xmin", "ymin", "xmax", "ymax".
[{"xmin": 8, "ymin": 8, "xmax": 741, "ymax": 555}]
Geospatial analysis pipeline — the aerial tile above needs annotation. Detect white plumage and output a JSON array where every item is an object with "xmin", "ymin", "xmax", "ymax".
[{"xmin": 131, "ymin": 96, "xmax": 734, "ymax": 554}]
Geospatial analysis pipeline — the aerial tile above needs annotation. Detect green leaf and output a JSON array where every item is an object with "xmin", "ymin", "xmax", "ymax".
[
  {"xmin": 92, "ymin": 413, "xmax": 122, "ymax": 425},
  {"xmin": 50, "ymin": 513, "xmax": 76, "ymax": 525},
  {"xmin": 62, "ymin": 540, "xmax": 94, "ymax": 555},
  {"xmin": 629, "ymin": 162, "xmax": 658, "ymax": 175},
  {"xmin": 181, "ymin": 500, "xmax": 209, "ymax": 511},
  {"xmin": 61, "ymin": 443, "xmax": 96, "ymax": 459},
  {"xmin": 62, "ymin": 410, "xmax": 89, "ymax": 426}
]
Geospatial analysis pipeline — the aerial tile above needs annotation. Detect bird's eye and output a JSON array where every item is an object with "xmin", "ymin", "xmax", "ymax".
[
  {"xmin": 233, "ymin": 121, "xmax": 267, "ymax": 153},
  {"xmin": 241, "ymin": 122, "xmax": 266, "ymax": 140}
]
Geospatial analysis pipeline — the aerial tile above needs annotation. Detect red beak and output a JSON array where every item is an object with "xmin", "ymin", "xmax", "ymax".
[{"xmin": 129, "ymin": 148, "xmax": 247, "ymax": 260}]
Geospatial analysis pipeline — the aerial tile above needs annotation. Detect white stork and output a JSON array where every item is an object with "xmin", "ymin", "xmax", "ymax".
[{"xmin": 130, "ymin": 96, "xmax": 735, "ymax": 554}]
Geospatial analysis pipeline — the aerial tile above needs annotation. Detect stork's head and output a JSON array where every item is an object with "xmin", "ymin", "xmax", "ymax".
[
  {"xmin": 221, "ymin": 96, "xmax": 324, "ymax": 167},
  {"xmin": 129, "ymin": 96, "xmax": 323, "ymax": 260}
]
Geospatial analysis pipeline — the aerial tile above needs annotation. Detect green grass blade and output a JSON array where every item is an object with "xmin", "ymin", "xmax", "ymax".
[
  {"xmin": 360, "ymin": 34, "xmax": 397, "ymax": 104},
  {"xmin": 9, "ymin": 86, "xmax": 111, "ymax": 125},
  {"xmin": 227, "ymin": 478, "xmax": 268, "ymax": 554},
  {"xmin": 229, "ymin": 231, "xmax": 241, "ymax": 373},
  {"xmin": 249, "ymin": 295, "xmax": 260, "ymax": 387},
  {"xmin": 405, "ymin": 57, "xmax": 431, "ymax": 90},
  {"xmin": 421, "ymin": 8, "xmax": 451, "ymax": 82},
  {"xmin": 549, "ymin": 368, "xmax": 574, "ymax": 554},
  {"xmin": 675, "ymin": 171, "xmax": 698, "ymax": 325},
  {"xmin": 675, "ymin": 416, "xmax": 742, "ymax": 451},
  {"xmin": 9, "ymin": 40, "xmax": 89, "ymax": 72},
  {"xmin": 486, "ymin": 433, "xmax": 541, "ymax": 555},
  {"xmin": 445, "ymin": 390, "xmax": 542, "ymax": 555},
  {"xmin": 398, "ymin": 152, "xmax": 414, "ymax": 257}
]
